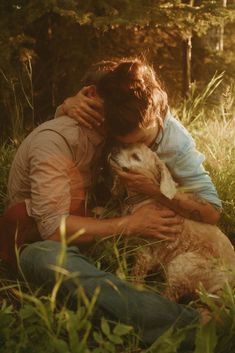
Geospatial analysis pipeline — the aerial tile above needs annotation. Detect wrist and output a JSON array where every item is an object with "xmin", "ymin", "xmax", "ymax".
[{"xmin": 124, "ymin": 214, "xmax": 138, "ymax": 237}]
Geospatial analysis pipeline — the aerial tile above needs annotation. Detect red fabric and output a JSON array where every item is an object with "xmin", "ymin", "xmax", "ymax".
[
  {"xmin": 0, "ymin": 202, "xmax": 41, "ymax": 268},
  {"xmin": 0, "ymin": 200, "xmax": 88, "ymax": 269}
]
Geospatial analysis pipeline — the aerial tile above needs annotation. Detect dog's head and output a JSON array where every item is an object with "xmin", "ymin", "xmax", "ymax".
[{"xmin": 108, "ymin": 143, "xmax": 177, "ymax": 199}]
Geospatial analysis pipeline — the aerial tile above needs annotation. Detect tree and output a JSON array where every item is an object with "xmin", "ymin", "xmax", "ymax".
[{"xmin": 0, "ymin": 0, "xmax": 234, "ymax": 137}]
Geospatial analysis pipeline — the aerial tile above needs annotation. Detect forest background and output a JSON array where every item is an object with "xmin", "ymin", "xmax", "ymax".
[
  {"xmin": 0, "ymin": 1, "xmax": 235, "ymax": 352},
  {"xmin": 0, "ymin": 0, "xmax": 234, "ymax": 137}
]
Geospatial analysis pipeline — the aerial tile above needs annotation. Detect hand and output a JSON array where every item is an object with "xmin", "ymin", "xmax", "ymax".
[
  {"xmin": 128, "ymin": 205, "xmax": 183, "ymax": 241},
  {"xmin": 113, "ymin": 167, "xmax": 160, "ymax": 197},
  {"xmin": 62, "ymin": 86, "xmax": 104, "ymax": 129}
]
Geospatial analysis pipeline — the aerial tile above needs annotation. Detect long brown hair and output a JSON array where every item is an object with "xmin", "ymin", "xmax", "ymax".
[{"xmin": 97, "ymin": 57, "xmax": 168, "ymax": 136}]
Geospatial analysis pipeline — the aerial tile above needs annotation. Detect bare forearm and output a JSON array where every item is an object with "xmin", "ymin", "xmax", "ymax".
[
  {"xmin": 156, "ymin": 191, "xmax": 220, "ymax": 224},
  {"xmin": 49, "ymin": 215, "xmax": 131, "ymax": 245}
]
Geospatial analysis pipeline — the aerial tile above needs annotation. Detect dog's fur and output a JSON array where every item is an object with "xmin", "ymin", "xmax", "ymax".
[{"xmin": 109, "ymin": 143, "xmax": 235, "ymax": 301}]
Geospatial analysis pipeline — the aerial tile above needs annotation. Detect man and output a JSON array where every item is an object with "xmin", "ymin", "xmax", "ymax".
[{"xmin": 5, "ymin": 58, "xmax": 209, "ymax": 348}]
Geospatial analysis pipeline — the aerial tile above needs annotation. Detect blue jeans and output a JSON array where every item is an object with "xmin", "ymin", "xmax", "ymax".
[{"xmin": 20, "ymin": 240, "xmax": 198, "ymax": 348}]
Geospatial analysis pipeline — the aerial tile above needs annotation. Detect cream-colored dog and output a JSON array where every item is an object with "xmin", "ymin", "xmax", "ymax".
[{"xmin": 108, "ymin": 143, "xmax": 235, "ymax": 301}]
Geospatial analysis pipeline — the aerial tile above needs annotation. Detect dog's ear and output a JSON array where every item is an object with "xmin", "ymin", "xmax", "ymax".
[
  {"xmin": 160, "ymin": 164, "xmax": 177, "ymax": 199},
  {"xmin": 154, "ymin": 155, "xmax": 177, "ymax": 199},
  {"xmin": 111, "ymin": 175, "xmax": 126, "ymax": 198}
]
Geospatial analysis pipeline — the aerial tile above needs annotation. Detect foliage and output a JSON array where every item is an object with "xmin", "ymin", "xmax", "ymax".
[
  {"xmin": 0, "ymin": 143, "xmax": 16, "ymax": 214},
  {"xmin": 0, "ymin": 2, "xmax": 235, "ymax": 351},
  {"xmin": 172, "ymin": 74, "xmax": 235, "ymax": 239},
  {"xmin": 1, "ymin": 252, "xmax": 235, "ymax": 352},
  {"xmin": 0, "ymin": 291, "xmax": 135, "ymax": 353},
  {"xmin": 175, "ymin": 72, "xmax": 225, "ymax": 126},
  {"xmin": 194, "ymin": 116, "xmax": 235, "ymax": 238},
  {"xmin": 0, "ymin": 0, "xmax": 234, "ymax": 137}
]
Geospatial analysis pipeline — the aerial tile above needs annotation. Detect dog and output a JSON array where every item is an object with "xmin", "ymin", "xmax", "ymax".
[{"xmin": 108, "ymin": 143, "xmax": 235, "ymax": 302}]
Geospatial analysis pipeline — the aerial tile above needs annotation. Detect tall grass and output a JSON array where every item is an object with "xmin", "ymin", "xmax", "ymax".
[
  {"xmin": 1, "ymin": 239, "xmax": 235, "ymax": 353},
  {"xmin": 0, "ymin": 57, "xmax": 35, "ymax": 212},
  {"xmin": 0, "ymin": 74, "xmax": 235, "ymax": 352},
  {"xmin": 173, "ymin": 74, "xmax": 235, "ymax": 238},
  {"xmin": 0, "ymin": 143, "xmax": 16, "ymax": 214},
  {"xmin": 0, "ymin": 287, "xmax": 136, "ymax": 353},
  {"xmin": 1, "ymin": 53, "xmax": 35, "ymax": 143},
  {"xmin": 192, "ymin": 117, "xmax": 235, "ymax": 238}
]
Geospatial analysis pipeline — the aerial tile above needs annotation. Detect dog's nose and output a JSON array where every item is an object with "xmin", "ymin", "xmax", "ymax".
[{"xmin": 111, "ymin": 146, "xmax": 120, "ymax": 156}]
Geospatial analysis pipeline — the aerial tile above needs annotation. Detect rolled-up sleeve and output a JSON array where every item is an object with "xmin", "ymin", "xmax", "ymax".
[
  {"xmin": 28, "ymin": 131, "xmax": 73, "ymax": 239},
  {"xmin": 170, "ymin": 142, "xmax": 222, "ymax": 210}
]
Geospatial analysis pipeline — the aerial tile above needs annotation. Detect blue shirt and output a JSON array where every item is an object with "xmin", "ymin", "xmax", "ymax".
[{"xmin": 151, "ymin": 110, "xmax": 222, "ymax": 210}]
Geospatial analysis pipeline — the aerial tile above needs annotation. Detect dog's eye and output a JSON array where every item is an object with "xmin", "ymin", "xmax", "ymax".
[
  {"xmin": 132, "ymin": 153, "xmax": 141, "ymax": 161},
  {"xmin": 122, "ymin": 167, "xmax": 129, "ymax": 172}
]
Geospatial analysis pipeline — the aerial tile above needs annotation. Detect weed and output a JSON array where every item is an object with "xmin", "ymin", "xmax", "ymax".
[{"xmin": 0, "ymin": 74, "xmax": 235, "ymax": 352}]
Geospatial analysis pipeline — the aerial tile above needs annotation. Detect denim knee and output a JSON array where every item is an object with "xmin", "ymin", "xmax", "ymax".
[{"xmin": 20, "ymin": 240, "xmax": 79, "ymax": 284}]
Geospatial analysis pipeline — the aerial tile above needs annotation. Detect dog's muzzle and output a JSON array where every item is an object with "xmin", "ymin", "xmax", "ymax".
[{"xmin": 108, "ymin": 151, "xmax": 129, "ymax": 172}]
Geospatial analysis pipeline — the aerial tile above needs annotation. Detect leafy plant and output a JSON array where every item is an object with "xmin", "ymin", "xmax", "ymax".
[
  {"xmin": 1, "ymin": 72, "xmax": 235, "ymax": 352},
  {"xmin": 0, "ymin": 143, "xmax": 16, "ymax": 214}
]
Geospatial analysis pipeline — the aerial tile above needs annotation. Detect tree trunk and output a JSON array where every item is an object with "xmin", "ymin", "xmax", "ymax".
[
  {"xmin": 181, "ymin": 0, "xmax": 194, "ymax": 97},
  {"xmin": 182, "ymin": 35, "xmax": 192, "ymax": 97},
  {"xmin": 218, "ymin": 0, "xmax": 227, "ymax": 51}
]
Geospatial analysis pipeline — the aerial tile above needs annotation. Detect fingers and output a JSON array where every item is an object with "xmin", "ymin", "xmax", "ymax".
[
  {"xmin": 66, "ymin": 108, "xmax": 92, "ymax": 129},
  {"xmin": 112, "ymin": 170, "xmax": 141, "ymax": 192},
  {"xmin": 146, "ymin": 221, "xmax": 182, "ymax": 236},
  {"xmin": 75, "ymin": 105, "xmax": 103, "ymax": 127},
  {"xmin": 113, "ymin": 169, "xmax": 134, "ymax": 183},
  {"xmin": 129, "ymin": 209, "xmax": 184, "ymax": 241},
  {"xmin": 141, "ymin": 229, "xmax": 176, "ymax": 241},
  {"xmin": 65, "ymin": 104, "xmax": 103, "ymax": 129},
  {"xmin": 84, "ymin": 95, "xmax": 104, "ymax": 111},
  {"xmin": 125, "ymin": 167, "xmax": 146, "ymax": 175},
  {"xmin": 80, "ymin": 86, "xmax": 104, "ymax": 106},
  {"xmin": 63, "ymin": 86, "xmax": 105, "ymax": 128},
  {"xmin": 82, "ymin": 96, "xmax": 104, "ymax": 120},
  {"xmin": 163, "ymin": 217, "xmax": 184, "ymax": 226},
  {"xmin": 74, "ymin": 116, "xmax": 93, "ymax": 130},
  {"xmin": 79, "ymin": 99, "xmax": 103, "ymax": 119},
  {"xmin": 116, "ymin": 168, "xmax": 144, "ymax": 177},
  {"xmin": 114, "ymin": 169, "xmax": 154, "ymax": 189},
  {"xmin": 82, "ymin": 85, "xmax": 104, "ymax": 102},
  {"xmin": 151, "ymin": 233, "xmax": 175, "ymax": 241},
  {"xmin": 114, "ymin": 169, "xmax": 139, "ymax": 181},
  {"xmin": 156, "ymin": 209, "xmax": 178, "ymax": 218},
  {"xmin": 158, "ymin": 225, "xmax": 182, "ymax": 235},
  {"xmin": 113, "ymin": 168, "xmax": 127, "ymax": 176},
  {"xmin": 79, "ymin": 86, "xmax": 91, "ymax": 96}
]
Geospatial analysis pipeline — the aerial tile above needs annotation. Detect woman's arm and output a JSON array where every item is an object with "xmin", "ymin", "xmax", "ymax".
[
  {"xmin": 114, "ymin": 168, "xmax": 220, "ymax": 225},
  {"xmin": 57, "ymin": 86, "xmax": 104, "ymax": 129},
  {"xmin": 155, "ymin": 190, "xmax": 220, "ymax": 224}
]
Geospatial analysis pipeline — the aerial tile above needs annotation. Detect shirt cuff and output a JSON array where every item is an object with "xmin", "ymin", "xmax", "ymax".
[{"xmin": 37, "ymin": 213, "xmax": 70, "ymax": 239}]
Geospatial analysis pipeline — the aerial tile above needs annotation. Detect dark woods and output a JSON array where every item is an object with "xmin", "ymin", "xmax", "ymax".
[{"xmin": 0, "ymin": 0, "xmax": 234, "ymax": 138}]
